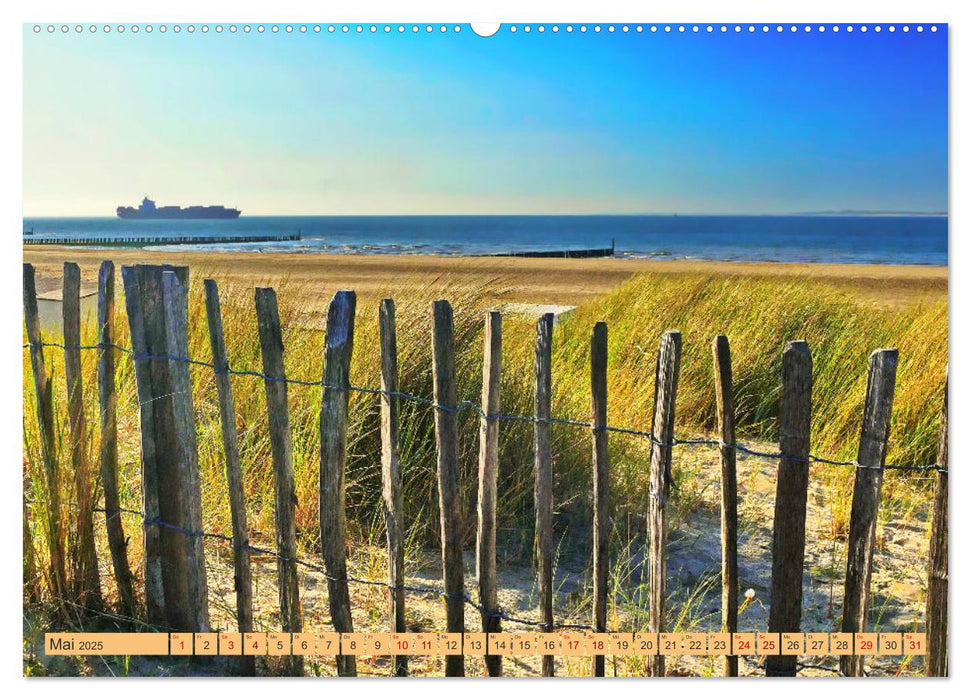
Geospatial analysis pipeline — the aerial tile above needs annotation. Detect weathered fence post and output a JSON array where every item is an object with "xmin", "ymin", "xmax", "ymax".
[
  {"xmin": 121, "ymin": 265, "xmax": 209, "ymax": 631},
  {"xmin": 23, "ymin": 263, "xmax": 68, "ymax": 608},
  {"xmin": 98, "ymin": 261, "xmax": 137, "ymax": 620},
  {"xmin": 766, "ymin": 340, "xmax": 813, "ymax": 677},
  {"xmin": 379, "ymin": 298, "xmax": 407, "ymax": 677},
  {"xmin": 926, "ymin": 375, "xmax": 948, "ymax": 677},
  {"xmin": 161, "ymin": 269, "xmax": 210, "ymax": 631},
  {"xmin": 432, "ymin": 300, "xmax": 465, "ymax": 677},
  {"xmin": 647, "ymin": 330, "xmax": 682, "ymax": 678},
  {"xmin": 534, "ymin": 313, "xmax": 555, "ymax": 677},
  {"xmin": 590, "ymin": 321, "xmax": 609, "ymax": 677},
  {"xmin": 477, "ymin": 311, "xmax": 503, "ymax": 676},
  {"xmin": 204, "ymin": 279, "xmax": 255, "ymax": 676},
  {"xmin": 840, "ymin": 350, "xmax": 898, "ymax": 677},
  {"xmin": 254, "ymin": 287, "xmax": 303, "ymax": 676},
  {"xmin": 320, "ymin": 290, "xmax": 358, "ymax": 677},
  {"xmin": 63, "ymin": 262, "xmax": 103, "ymax": 611},
  {"xmin": 120, "ymin": 265, "xmax": 165, "ymax": 622},
  {"xmin": 712, "ymin": 335, "xmax": 738, "ymax": 677}
]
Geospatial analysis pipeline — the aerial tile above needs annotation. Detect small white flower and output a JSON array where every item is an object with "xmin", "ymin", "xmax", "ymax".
[{"xmin": 744, "ymin": 588, "xmax": 756, "ymax": 601}]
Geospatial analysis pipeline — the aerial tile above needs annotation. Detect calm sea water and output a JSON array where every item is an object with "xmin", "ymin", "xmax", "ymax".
[{"xmin": 22, "ymin": 215, "xmax": 948, "ymax": 265}]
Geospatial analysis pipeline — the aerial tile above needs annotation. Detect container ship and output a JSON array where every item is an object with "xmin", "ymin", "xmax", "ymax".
[{"xmin": 116, "ymin": 197, "xmax": 241, "ymax": 220}]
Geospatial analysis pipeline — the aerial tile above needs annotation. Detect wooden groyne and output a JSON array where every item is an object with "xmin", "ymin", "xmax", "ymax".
[
  {"xmin": 494, "ymin": 239, "xmax": 615, "ymax": 259},
  {"xmin": 23, "ymin": 232, "xmax": 302, "ymax": 247}
]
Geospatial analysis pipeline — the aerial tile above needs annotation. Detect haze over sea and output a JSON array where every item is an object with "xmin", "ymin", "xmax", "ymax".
[{"xmin": 22, "ymin": 215, "xmax": 947, "ymax": 266}]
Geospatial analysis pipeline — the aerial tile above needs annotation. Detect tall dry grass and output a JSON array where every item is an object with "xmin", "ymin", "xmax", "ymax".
[
  {"xmin": 23, "ymin": 267, "xmax": 946, "ymax": 608},
  {"xmin": 546, "ymin": 272, "xmax": 945, "ymax": 462},
  {"xmin": 539, "ymin": 272, "xmax": 946, "ymax": 539}
]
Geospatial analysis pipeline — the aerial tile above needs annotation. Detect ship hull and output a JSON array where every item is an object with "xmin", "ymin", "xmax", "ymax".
[{"xmin": 117, "ymin": 209, "xmax": 240, "ymax": 220}]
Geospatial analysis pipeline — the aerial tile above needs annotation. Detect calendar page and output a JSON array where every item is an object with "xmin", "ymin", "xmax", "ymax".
[{"xmin": 17, "ymin": 2, "xmax": 949, "ymax": 683}]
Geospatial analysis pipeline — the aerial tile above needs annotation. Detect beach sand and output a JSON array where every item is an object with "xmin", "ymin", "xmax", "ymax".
[{"xmin": 23, "ymin": 247, "xmax": 947, "ymax": 310}]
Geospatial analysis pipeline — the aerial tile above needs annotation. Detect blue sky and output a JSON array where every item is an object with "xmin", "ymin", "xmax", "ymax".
[{"xmin": 23, "ymin": 24, "xmax": 948, "ymax": 215}]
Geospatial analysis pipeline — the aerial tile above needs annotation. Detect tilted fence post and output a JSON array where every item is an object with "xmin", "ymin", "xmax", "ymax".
[
  {"xmin": 712, "ymin": 335, "xmax": 738, "ymax": 677},
  {"xmin": 204, "ymin": 279, "xmax": 255, "ymax": 676},
  {"xmin": 120, "ymin": 265, "xmax": 209, "ymax": 631},
  {"xmin": 63, "ymin": 262, "xmax": 103, "ymax": 611},
  {"xmin": 379, "ymin": 298, "xmax": 407, "ymax": 677},
  {"xmin": 647, "ymin": 330, "xmax": 682, "ymax": 678},
  {"xmin": 255, "ymin": 287, "xmax": 303, "ymax": 676},
  {"xmin": 477, "ymin": 311, "xmax": 503, "ymax": 676},
  {"xmin": 432, "ymin": 300, "xmax": 465, "ymax": 677},
  {"xmin": 98, "ymin": 261, "xmax": 137, "ymax": 620},
  {"xmin": 23, "ymin": 263, "xmax": 69, "ymax": 609},
  {"xmin": 926, "ymin": 375, "xmax": 948, "ymax": 677},
  {"xmin": 120, "ymin": 265, "xmax": 165, "ymax": 622},
  {"xmin": 590, "ymin": 321, "xmax": 609, "ymax": 677},
  {"xmin": 766, "ymin": 341, "xmax": 813, "ymax": 677},
  {"xmin": 161, "ymin": 269, "xmax": 210, "ymax": 632},
  {"xmin": 840, "ymin": 350, "xmax": 898, "ymax": 677},
  {"xmin": 534, "ymin": 313, "xmax": 555, "ymax": 677},
  {"xmin": 319, "ymin": 290, "xmax": 358, "ymax": 677}
]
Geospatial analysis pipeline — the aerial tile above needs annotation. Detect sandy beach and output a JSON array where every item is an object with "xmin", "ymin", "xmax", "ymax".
[{"xmin": 22, "ymin": 247, "xmax": 947, "ymax": 310}]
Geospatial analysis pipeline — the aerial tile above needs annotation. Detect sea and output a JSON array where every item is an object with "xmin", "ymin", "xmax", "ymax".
[{"xmin": 21, "ymin": 215, "xmax": 948, "ymax": 265}]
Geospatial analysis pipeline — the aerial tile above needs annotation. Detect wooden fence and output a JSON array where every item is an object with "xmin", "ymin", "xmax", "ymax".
[{"xmin": 22, "ymin": 261, "xmax": 949, "ymax": 678}]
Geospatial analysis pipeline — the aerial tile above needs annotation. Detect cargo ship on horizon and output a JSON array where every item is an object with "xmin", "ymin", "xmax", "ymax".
[{"xmin": 116, "ymin": 197, "xmax": 241, "ymax": 220}]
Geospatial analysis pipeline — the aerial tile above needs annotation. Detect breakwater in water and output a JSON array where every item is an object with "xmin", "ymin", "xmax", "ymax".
[{"xmin": 24, "ymin": 232, "xmax": 302, "ymax": 246}]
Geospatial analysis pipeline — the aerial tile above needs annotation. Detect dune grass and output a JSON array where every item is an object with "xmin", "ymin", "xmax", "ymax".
[{"xmin": 23, "ymin": 268, "xmax": 946, "ymax": 615}]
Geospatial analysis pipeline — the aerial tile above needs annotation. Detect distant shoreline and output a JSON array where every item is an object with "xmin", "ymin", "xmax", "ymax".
[
  {"xmin": 787, "ymin": 211, "xmax": 947, "ymax": 217},
  {"xmin": 23, "ymin": 212, "xmax": 949, "ymax": 219},
  {"xmin": 20, "ymin": 242, "xmax": 948, "ymax": 267}
]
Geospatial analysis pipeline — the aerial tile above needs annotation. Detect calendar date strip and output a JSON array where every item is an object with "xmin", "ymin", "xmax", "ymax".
[{"xmin": 45, "ymin": 631, "xmax": 926, "ymax": 657}]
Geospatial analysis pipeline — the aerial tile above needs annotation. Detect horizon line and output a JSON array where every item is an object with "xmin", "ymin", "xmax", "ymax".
[{"xmin": 23, "ymin": 210, "xmax": 949, "ymax": 219}]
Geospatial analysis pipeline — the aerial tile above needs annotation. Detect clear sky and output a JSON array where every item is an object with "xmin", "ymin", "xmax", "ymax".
[{"xmin": 23, "ymin": 24, "xmax": 948, "ymax": 216}]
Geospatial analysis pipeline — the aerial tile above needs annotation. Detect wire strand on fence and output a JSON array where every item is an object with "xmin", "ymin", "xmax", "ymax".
[
  {"xmin": 69, "ymin": 501, "xmax": 860, "ymax": 675},
  {"xmin": 92, "ymin": 505, "xmax": 597, "ymax": 633},
  {"xmin": 22, "ymin": 340, "xmax": 945, "ymax": 474}
]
